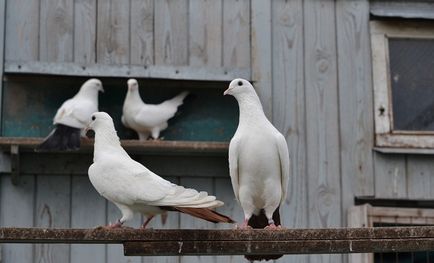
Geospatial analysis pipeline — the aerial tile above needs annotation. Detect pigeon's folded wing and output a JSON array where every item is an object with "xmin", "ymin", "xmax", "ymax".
[
  {"xmin": 134, "ymin": 105, "xmax": 177, "ymax": 127},
  {"xmin": 228, "ymin": 137, "xmax": 240, "ymax": 201},
  {"xmin": 275, "ymin": 132, "xmax": 290, "ymax": 203},
  {"xmin": 54, "ymin": 99, "xmax": 96, "ymax": 128}
]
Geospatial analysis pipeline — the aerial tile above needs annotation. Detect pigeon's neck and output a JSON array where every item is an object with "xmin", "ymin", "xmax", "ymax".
[
  {"xmin": 126, "ymin": 89, "xmax": 144, "ymax": 105},
  {"xmin": 76, "ymin": 88, "xmax": 99, "ymax": 103},
  {"xmin": 236, "ymin": 94, "xmax": 268, "ymax": 126},
  {"xmin": 93, "ymin": 129, "xmax": 128, "ymax": 162}
]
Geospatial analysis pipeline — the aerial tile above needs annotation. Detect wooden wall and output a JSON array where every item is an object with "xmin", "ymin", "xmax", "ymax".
[{"xmin": 1, "ymin": 1, "xmax": 434, "ymax": 263}]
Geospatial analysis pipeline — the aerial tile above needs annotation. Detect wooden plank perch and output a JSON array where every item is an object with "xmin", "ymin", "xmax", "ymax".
[{"xmin": 1, "ymin": 227, "xmax": 434, "ymax": 256}]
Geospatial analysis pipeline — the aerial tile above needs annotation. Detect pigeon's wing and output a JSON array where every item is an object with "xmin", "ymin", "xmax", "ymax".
[
  {"xmin": 228, "ymin": 136, "xmax": 240, "ymax": 201},
  {"xmin": 54, "ymin": 99, "xmax": 97, "ymax": 128},
  {"xmin": 275, "ymin": 132, "xmax": 290, "ymax": 203},
  {"xmin": 134, "ymin": 104, "xmax": 177, "ymax": 127}
]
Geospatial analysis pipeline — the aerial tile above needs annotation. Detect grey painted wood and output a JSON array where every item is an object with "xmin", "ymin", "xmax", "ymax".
[
  {"xmin": 155, "ymin": 0, "xmax": 188, "ymax": 66},
  {"xmin": 130, "ymin": 0, "xmax": 154, "ymax": 66},
  {"xmin": 0, "ymin": 175, "xmax": 34, "ymax": 263},
  {"xmin": 189, "ymin": 0, "xmax": 222, "ymax": 67},
  {"xmin": 407, "ymin": 156, "xmax": 434, "ymax": 199},
  {"xmin": 4, "ymin": 61, "xmax": 249, "ymax": 81},
  {"xmin": 97, "ymin": 0, "xmax": 130, "ymax": 65},
  {"xmin": 179, "ymin": 177, "xmax": 215, "ymax": 263},
  {"xmin": 370, "ymin": 0, "xmax": 434, "ymax": 19},
  {"xmin": 304, "ymin": 1, "xmax": 341, "ymax": 262},
  {"xmin": 251, "ymin": 0, "xmax": 272, "ymax": 118},
  {"xmin": 74, "ymin": 0, "xmax": 97, "ymax": 64},
  {"xmin": 70, "ymin": 176, "xmax": 106, "ymax": 263},
  {"xmin": 106, "ymin": 201, "xmax": 141, "ymax": 263},
  {"xmin": 5, "ymin": 0, "xmax": 39, "ymax": 61},
  {"xmin": 0, "ymin": 0, "xmax": 5, "ymax": 133},
  {"xmin": 215, "ymin": 177, "xmax": 244, "ymax": 263},
  {"xmin": 34, "ymin": 175, "xmax": 71, "ymax": 263},
  {"xmin": 39, "ymin": 0, "xmax": 73, "ymax": 62},
  {"xmin": 374, "ymin": 153, "xmax": 407, "ymax": 198},
  {"xmin": 335, "ymin": 0, "xmax": 374, "ymax": 225},
  {"xmin": 223, "ymin": 0, "xmax": 250, "ymax": 69}
]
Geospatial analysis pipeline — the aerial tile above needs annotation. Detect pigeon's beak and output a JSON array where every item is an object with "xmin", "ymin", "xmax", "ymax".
[{"xmin": 223, "ymin": 88, "xmax": 231, "ymax": 96}]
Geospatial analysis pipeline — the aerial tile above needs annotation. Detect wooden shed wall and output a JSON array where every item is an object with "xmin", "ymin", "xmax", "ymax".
[{"xmin": 1, "ymin": 1, "xmax": 433, "ymax": 263}]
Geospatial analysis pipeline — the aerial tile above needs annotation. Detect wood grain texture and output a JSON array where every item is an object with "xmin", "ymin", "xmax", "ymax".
[
  {"xmin": 70, "ymin": 176, "xmax": 106, "ymax": 263},
  {"xmin": 130, "ymin": 0, "xmax": 154, "ymax": 66},
  {"xmin": 39, "ymin": 0, "xmax": 73, "ymax": 62},
  {"xmin": 179, "ymin": 177, "xmax": 215, "ymax": 263},
  {"xmin": 0, "ymin": 0, "xmax": 5, "ymax": 131},
  {"xmin": 0, "ymin": 175, "xmax": 34, "ymax": 263},
  {"xmin": 374, "ymin": 152, "xmax": 407, "ymax": 198},
  {"xmin": 304, "ymin": 0, "xmax": 341, "ymax": 262},
  {"xmin": 5, "ymin": 0, "xmax": 39, "ymax": 61},
  {"xmin": 214, "ymin": 178, "xmax": 245, "ymax": 263},
  {"xmin": 222, "ymin": 0, "xmax": 250, "ymax": 68},
  {"xmin": 155, "ymin": 0, "xmax": 188, "ymax": 66},
  {"xmin": 407, "ymin": 156, "xmax": 434, "ymax": 199},
  {"xmin": 251, "ymin": 0, "xmax": 272, "ymax": 118},
  {"xmin": 74, "ymin": 0, "xmax": 97, "ymax": 64},
  {"xmin": 97, "ymin": 0, "xmax": 130, "ymax": 64},
  {"xmin": 34, "ymin": 175, "xmax": 71, "ymax": 263},
  {"xmin": 189, "ymin": 0, "xmax": 222, "ymax": 67},
  {"xmin": 335, "ymin": 0, "xmax": 374, "ymax": 225}
]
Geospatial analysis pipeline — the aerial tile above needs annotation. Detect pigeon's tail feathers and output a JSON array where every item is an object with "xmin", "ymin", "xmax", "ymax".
[
  {"xmin": 174, "ymin": 207, "xmax": 235, "ymax": 223},
  {"xmin": 245, "ymin": 206, "xmax": 282, "ymax": 261},
  {"xmin": 35, "ymin": 124, "xmax": 81, "ymax": 151},
  {"xmin": 169, "ymin": 91, "xmax": 189, "ymax": 107}
]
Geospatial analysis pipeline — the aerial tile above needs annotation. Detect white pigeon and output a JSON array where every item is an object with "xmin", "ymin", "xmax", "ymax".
[
  {"xmin": 224, "ymin": 78, "xmax": 290, "ymax": 261},
  {"xmin": 36, "ymin": 78, "xmax": 103, "ymax": 151},
  {"xmin": 86, "ymin": 112, "xmax": 234, "ymax": 228},
  {"xmin": 122, "ymin": 79, "xmax": 189, "ymax": 140}
]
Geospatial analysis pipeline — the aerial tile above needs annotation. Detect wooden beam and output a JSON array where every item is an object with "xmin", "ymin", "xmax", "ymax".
[
  {"xmin": 4, "ymin": 61, "xmax": 250, "ymax": 82},
  {"xmin": 0, "ymin": 137, "xmax": 228, "ymax": 155}
]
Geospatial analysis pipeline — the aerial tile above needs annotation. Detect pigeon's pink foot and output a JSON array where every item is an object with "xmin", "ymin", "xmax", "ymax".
[
  {"xmin": 235, "ymin": 219, "xmax": 253, "ymax": 229},
  {"xmin": 141, "ymin": 216, "xmax": 155, "ymax": 229},
  {"xmin": 106, "ymin": 221, "xmax": 123, "ymax": 229},
  {"xmin": 264, "ymin": 224, "xmax": 282, "ymax": 230}
]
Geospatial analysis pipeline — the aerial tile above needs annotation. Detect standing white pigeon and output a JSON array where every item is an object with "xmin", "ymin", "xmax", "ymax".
[
  {"xmin": 36, "ymin": 78, "xmax": 103, "ymax": 151},
  {"xmin": 122, "ymin": 79, "xmax": 189, "ymax": 140},
  {"xmin": 87, "ymin": 112, "xmax": 234, "ymax": 228},
  {"xmin": 224, "ymin": 78, "xmax": 290, "ymax": 261}
]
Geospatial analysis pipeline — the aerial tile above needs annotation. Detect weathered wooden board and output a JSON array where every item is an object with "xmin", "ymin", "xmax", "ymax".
[
  {"xmin": 97, "ymin": 0, "xmax": 130, "ymax": 65},
  {"xmin": 74, "ymin": 0, "xmax": 97, "ymax": 64},
  {"xmin": 2, "ymin": 76, "xmax": 238, "ymax": 141},
  {"xmin": 70, "ymin": 176, "xmax": 106, "ymax": 263},
  {"xmin": 304, "ymin": 0, "xmax": 341, "ymax": 262},
  {"xmin": 34, "ymin": 175, "xmax": 71, "ymax": 263},
  {"xmin": 130, "ymin": 0, "xmax": 154, "ymax": 66},
  {"xmin": 39, "ymin": 0, "xmax": 73, "ymax": 62},
  {"xmin": 374, "ymin": 153, "xmax": 407, "ymax": 198},
  {"xmin": 5, "ymin": 0, "xmax": 39, "ymax": 61},
  {"xmin": 407, "ymin": 156, "xmax": 434, "ymax": 199},
  {"xmin": 336, "ymin": 0, "xmax": 374, "ymax": 226},
  {"xmin": 189, "ymin": 0, "xmax": 222, "ymax": 68},
  {"xmin": 0, "ymin": 175, "xmax": 34, "ymax": 263},
  {"xmin": 155, "ymin": 0, "xmax": 188, "ymax": 66}
]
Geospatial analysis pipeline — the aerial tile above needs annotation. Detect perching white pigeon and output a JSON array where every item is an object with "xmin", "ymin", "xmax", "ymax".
[
  {"xmin": 122, "ymin": 79, "xmax": 189, "ymax": 140},
  {"xmin": 36, "ymin": 78, "xmax": 103, "ymax": 151},
  {"xmin": 87, "ymin": 112, "xmax": 234, "ymax": 228},
  {"xmin": 224, "ymin": 78, "xmax": 290, "ymax": 261}
]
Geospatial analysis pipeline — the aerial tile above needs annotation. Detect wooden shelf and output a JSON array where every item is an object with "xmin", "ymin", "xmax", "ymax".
[
  {"xmin": 0, "ymin": 137, "xmax": 229, "ymax": 156},
  {"xmin": 5, "ymin": 61, "xmax": 250, "ymax": 82}
]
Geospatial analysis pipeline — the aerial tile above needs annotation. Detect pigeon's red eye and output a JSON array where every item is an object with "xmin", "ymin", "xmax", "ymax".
[
  {"xmin": 92, "ymin": 116, "xmax": 96, "ymax": 121},
  {"xmin": 237, "ymin": 81, "xmax": 243, "ymax": 86}
]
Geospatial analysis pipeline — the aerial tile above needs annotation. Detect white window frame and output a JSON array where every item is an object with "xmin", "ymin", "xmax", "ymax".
[
  {"xmin": 371, "ymin": 20, "xmax": 434, "ymax": 150},
  {"xmin": 348, "ymin": 204, "xmax": 434, "ymax": 263}
]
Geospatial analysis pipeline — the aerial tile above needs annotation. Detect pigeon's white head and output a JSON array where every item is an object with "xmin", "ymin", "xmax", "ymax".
[
  {"xmin": 223, "ymin": 78, "xmax": 255, "ymax": 98},
  {"xmin": 87, "ymin": 112, "xmax": 116, "ymax": 134},
  {"xmin": 127, "ymin": 78, "xmax": 139, "ymax": 92},
  {"xmin": 80, "ymin": 78, "xmax": 104, "ymax": 94}
]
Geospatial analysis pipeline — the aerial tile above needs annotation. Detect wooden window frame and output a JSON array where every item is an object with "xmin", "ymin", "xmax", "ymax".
[
  {"xmin": 348, "ymin": 204, "xmax": 434, "ymax": 263},
  {"xmin": 371, "ymin": 20, "xmax": 434, "ymax": 150}
]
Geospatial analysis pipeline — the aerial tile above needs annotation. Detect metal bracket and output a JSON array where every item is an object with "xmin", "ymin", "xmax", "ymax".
[{"xmin": 10, "ymin": 145, "xmax": 19, "ymax": 185}]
